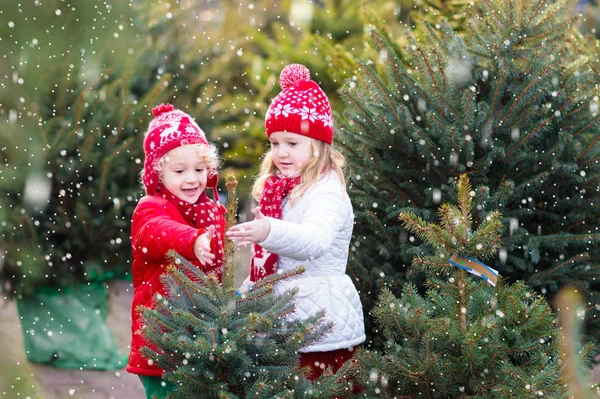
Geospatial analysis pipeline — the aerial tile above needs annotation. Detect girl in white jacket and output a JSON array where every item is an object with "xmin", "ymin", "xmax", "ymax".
[{"xmin": 226, "ymin": 64, "xmax": 365, "ymax": 380}]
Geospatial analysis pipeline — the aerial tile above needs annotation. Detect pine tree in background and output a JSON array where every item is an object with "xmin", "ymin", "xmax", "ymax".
[
  {"xmin": 405, "ymin": 0, "xmax": 469, "ymax": 33},
  {"xmin": 336, "ymin": 0, "xmax": 600, "ymax": 344},
  {"xmin": 0, "ymin": 1, "xmax": 165, "ymax": 296},
  {"xmin": 216, "ymin": 0, "xmax": 413, "ymax": 198},
  {"xmin": 0, "ymin": 63, "xmax": 169, "ymax": 295},
  {"xmin": 127, "ymin": 0, "xmax": 279, "ymax": 199},
  {"xmin": 139, "ymin": 176, "xmax": 357, "ymax": 398},
  {"xmin": 129, "ymin": 0, "xmax": 411, "ymax": 202},
  {"xmin": 578, "ymin": 0, "xmax": 600, "ymax": 37},
  {"xmin": 355, "ymin": 174, "xmax": 594, "ymax": 398}
]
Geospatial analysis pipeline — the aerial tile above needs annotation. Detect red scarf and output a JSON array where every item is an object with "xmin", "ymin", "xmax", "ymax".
[
  {"xmin": 157, "ymin": 185, "xmax": 226, "ymax": 278},
  {"xmin": 250, "ymin": 175, "xmax": 300, "ymax": 281}
]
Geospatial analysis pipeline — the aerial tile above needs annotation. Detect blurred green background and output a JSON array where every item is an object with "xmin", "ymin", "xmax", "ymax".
[
  {"xmin": 3, "ymin": 0, "xmax": 600, "ymax": 396},
  {"xmin": 0, "ymin": 0, "xmax": 422, "ymax": 297}
]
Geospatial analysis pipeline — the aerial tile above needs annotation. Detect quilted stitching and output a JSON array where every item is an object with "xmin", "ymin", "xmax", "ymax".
[{"xmin": 262, "ymin": 171, "xmax": 366, "ymax": 352}]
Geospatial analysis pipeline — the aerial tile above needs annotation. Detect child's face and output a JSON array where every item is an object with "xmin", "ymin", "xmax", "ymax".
[
  {"xmin": 161, "ymin": 145, "xmax": 208, "ymax": 204},
  {"xmin": 268, "ymin": 131, "xmax": 313, "ymax": 177}
]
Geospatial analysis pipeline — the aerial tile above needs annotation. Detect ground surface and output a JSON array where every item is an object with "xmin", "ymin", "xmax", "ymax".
[{"xmin": 0, "ymin": 246, "xmax": 250, "ymax": 399}]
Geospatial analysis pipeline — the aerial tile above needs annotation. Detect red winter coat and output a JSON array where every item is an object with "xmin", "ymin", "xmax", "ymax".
[{"xmin": 126, "ymin": 194, "xmax": 225, "ymax": 377}]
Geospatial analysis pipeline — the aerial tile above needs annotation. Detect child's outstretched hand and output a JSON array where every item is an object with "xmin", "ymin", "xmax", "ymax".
[
  {"xmin": 226, "ymin": 206, "xmax": 271, "ymax": 247},
  {"xmin": 194, "ymin": 225, "xmax": 216, "ymax": 266}
]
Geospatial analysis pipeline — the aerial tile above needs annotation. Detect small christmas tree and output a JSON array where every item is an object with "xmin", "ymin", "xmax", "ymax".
[
  {"xmin": 355, "ymin": 175, "xmax": 595, "ymax": 398},
  {"xmin": 139, "ymin": 176, "xmax": 357, "ymax": 398}
]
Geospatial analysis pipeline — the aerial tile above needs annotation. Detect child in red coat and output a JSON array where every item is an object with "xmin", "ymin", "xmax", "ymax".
[{"xmin": 127, "ymin": 104, "xmax": 225, "ymax": 399}]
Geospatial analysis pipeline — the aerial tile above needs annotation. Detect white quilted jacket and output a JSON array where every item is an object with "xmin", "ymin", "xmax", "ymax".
[{"xmin": 260, "ymin": 170, "xmax": 366, "ymax": 352}]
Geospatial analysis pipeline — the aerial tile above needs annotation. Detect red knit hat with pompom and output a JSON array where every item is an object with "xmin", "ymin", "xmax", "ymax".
[
  {"xmin": 265, "ymin": 64, "xmax": 333, "ymax": 144},
  {"xmin": 142, "ymin": 104, "xmax": 210, "ymax": 196}
]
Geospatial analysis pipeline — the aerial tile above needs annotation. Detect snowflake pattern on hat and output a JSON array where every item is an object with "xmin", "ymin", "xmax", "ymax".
[{"xmin": 265, "ymin": 64, "xmax": 334, "ymax": 144}]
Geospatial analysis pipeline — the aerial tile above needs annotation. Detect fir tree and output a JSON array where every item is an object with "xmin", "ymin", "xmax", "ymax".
[
  {"xmin": 0, "ymin": 61, "xmax": 168, "ymax": 296},
  {"xmin": 335, "ymin": 0, "xmax": 600, "ymax": 343},
  {"xmin": 355, "ymin": 174, "xmax": 594, "ymax": 398},
  {"xmin": 129, "ymin": 0, "xmax": 409, "ymax": 200},
  {"xmin": 139, "ymin": 176, "xmax": 358, "ymax": 398},
  {"xmin": 0, "ymin": 0, "xmax": 158, "ymax": 296}
]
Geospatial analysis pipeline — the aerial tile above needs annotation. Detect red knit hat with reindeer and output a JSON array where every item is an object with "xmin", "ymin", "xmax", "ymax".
[
  {"xmin": 142, "ymin": 103, "xmax": 210, "ymax": 196},
  {"xmin": 265, "ymin": 64, "xmax": 333, "ymax": 144}
]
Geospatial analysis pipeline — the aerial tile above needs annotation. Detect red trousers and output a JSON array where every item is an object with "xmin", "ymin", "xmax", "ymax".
[
  {"xmin": 299, "ymin": 347, "xmax": 362, "ymax": 397},
  {"xmin": 299, "ymin": 347, "xmax": 357, "ymax": 380}
]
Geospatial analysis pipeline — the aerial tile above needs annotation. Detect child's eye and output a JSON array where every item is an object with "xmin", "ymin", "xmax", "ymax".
[
  {"xmin": 196, "ymin": 168, "xmax": 205, "ymax": 172},
  {"xmin": 289, "ymin": 142, "xmax": 297, "ymax": 146},
  {"xmin": 270, "ymin": 142, "xmax": 279, "ymax": 147},
  {"xmin": 175, "ymin": 170, "xmax": 184, "ymax": 174}
]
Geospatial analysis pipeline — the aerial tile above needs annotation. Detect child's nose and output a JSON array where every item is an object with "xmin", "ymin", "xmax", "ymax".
[{"xmin": 185, "ymin": 172, "xmax": 198, "ymax": 182}]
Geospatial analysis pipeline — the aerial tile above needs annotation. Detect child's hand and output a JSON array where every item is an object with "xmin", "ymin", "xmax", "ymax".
[
  {"xmin": 194, "ymin": 225, "xmax": 216, "ymax": 266},
  {"xmin": 226, "ymin": 206, "xmax": 270, "ymax": 247}
]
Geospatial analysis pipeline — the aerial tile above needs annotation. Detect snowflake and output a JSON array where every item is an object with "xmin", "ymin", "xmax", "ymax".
[
  {"xmin": 269, "ymin": 104, "xmax": 284, "ymax": 118},
  {"xmin": 298, "ymin": 106, "xmax": 319, "ymax": 122},
  {"xmin": 282, "ymin": 104, "xmax": 296, "ymax": 117},
  {"xmin": 319, "ymin": 114, "xmax": 333, "ymax": 128}
]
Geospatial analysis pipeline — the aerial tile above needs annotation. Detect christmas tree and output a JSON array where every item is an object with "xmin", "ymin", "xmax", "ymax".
[
  {"xmin": 335, "ymin": 0, "xmax": 600, "ymax": 343},
  {"xmin": 355, "ymin": 174, "xmax": 595, "ymax": 398},
  {"xmin": 0, "ymin": 0, "xmax": 169, "ymax": 295},
  {"xmin": 0, "ymin": 62, "xmax": 170, "ymax": 296},
  {"xmin": 139, "ymin": 176, "xmax": 358, "ymax": 398}
]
